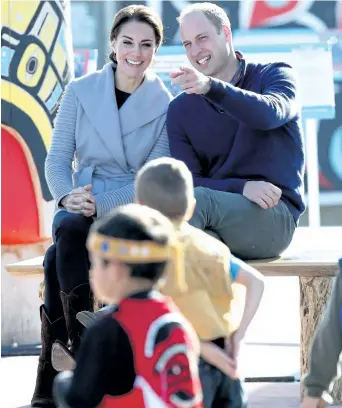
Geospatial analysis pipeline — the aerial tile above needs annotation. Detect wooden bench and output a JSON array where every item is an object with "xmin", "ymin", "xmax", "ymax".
[
  {"xmin": 4, "ymin": 227, "xmax": 342, "ymax": 402},
  {"xmin": 6, "ymin": 227, "xmax": 340, "ymax": 279}
]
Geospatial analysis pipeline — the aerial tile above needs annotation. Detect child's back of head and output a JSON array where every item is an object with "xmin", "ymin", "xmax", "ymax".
[{"xmin": 135, "ymin": 157, "xmax": 195, "ymax": 221}]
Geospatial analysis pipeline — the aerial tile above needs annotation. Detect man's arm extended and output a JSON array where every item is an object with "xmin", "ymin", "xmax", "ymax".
[{"xmin": 205, "ymin": 62, "xmax": 299, "ymax": 130}]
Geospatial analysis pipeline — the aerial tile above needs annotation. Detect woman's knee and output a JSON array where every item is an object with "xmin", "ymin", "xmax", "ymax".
[
  {"xmin": 44, "ymin": 245, "xmax": 57, "ymax": 281},
  {"xmin": 44, "ymin": 244, "xmax": 56, "ymax": 267},
  {"xmin": 53, "ymin": 212, "xmax": 92, "ymax": 238},
  {"xmin": 43, "ymin": 245, "xmax": 60, "ymax": 295}
]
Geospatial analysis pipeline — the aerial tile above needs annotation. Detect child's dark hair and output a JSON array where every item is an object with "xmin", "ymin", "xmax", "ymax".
[{"xmin": 90, "ymin": 204, "xmax": 173, "ymax": 283}]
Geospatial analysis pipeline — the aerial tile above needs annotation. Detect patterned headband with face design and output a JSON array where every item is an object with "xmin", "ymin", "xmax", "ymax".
[{"xmin": 88, "ymin": 232, "xmax": 187, "ymax": 291}]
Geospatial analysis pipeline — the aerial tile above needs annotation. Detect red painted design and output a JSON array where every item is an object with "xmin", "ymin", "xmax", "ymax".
[{"xmin": 1, "ymin": 126, "xmax": 43, "ymax": 244}]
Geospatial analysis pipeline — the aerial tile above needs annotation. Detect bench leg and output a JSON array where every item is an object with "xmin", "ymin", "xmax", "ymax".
[{"xmin": 299, "ymin": 276, "xmax": 342, "ymax": 403}]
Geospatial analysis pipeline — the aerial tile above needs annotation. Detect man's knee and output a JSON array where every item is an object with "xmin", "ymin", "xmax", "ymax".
[{"xmin": 53, "ymin": 212, "xmax": 91, "ymax": 237}]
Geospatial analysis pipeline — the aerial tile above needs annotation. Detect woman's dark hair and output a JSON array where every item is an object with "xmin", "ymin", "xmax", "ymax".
[
  {"xmin": 109, "ymin": 5, "xmax": 163, "ymax": 63},
  {"xmin": 91, "ymin": 204, "xmax": 172, "ymax": 282}
]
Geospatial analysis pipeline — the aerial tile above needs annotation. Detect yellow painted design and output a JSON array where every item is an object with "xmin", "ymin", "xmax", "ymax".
[
  {"xmin": 17, "ymin": 44, "xmax": 46, "ymax": 88},
  {"xmin": 38, "ymin": 67, "xmax": 57, "ymax": 102},
  {"xmin": 38, "ymin": 11, "xmax": 59, "ymax": 49},
  {"xmin": 1, "ymin": 0, "xmax": 74, "ymax": 204},
  {"xmin": 52, "ymin": 43, "xmax": 67, "ymax": 76},
  {"xmin": 2, "ymin": 80, "xmax": 53, "ymax": 150},
  {"xmin": 1, "ymin": 1, "xmax": 40, "ymax": 34}
]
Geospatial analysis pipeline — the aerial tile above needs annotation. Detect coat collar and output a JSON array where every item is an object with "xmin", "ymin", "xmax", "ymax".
[{"xmin": 71, "ymin": 62, "xmax": 172, "ymax": 171}]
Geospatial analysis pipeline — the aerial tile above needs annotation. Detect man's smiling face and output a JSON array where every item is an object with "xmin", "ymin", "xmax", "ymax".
[{"xmin": 180, "ymin": 11, "xmax": 231, "ymax": 77}]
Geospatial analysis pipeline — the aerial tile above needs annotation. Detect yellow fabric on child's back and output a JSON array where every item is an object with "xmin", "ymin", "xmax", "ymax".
[{"xmin": 161, "ymin": 222, "xmax": 235, "ymax": 341}]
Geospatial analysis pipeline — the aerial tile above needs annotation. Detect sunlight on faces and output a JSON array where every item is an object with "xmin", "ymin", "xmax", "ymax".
[
  {"xmin": 112, "ymin": 21, "xmax": 157, "ymax": 80},
  {"xmin": 180, "ymin": 11, "xmax": 232, "ymax": 77},
  {"xmin": 89, "ymin": 252, "xmax": 128, "ymax": 304}
]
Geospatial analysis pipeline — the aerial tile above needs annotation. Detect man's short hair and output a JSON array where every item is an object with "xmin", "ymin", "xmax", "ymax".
[
  {"xmin": 177, "ymin": 2, "xmax": 231, "ymax": 33},
  {"xmin": 136, "ymin": 158, "xmax": 194, "ymax": 220}
]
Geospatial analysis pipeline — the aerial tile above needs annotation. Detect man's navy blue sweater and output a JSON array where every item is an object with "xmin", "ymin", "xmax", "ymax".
[{"xmin": 167, "ymin": 59, "xmax": 305, "ymax": 223}]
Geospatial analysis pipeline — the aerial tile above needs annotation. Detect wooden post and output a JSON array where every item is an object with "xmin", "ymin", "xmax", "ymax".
[{"xmin": 299, "ymin": 276, "xmax": 342, "ymax": 403}]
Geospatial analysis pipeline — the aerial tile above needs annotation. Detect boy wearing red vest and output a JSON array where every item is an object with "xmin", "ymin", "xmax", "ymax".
[{"xmin": 53, "ymin": 204, "xmax": 203, "ymax": 408}]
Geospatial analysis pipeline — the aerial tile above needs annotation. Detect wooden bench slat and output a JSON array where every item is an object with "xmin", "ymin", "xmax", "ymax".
[
  {"xmin": 249, "ymin": 263, "xmax": 337, "ymax": 277},
  {"xmin": 5, "ymin": 227, "xmax": 341, "ymax": 279},
  {"xmin": 5, "ymin": 257, "xmax": 340, "ymax": 278},
  {"xmin": 5, "ymin": 256, "xmax": 44, "ymax": 278}
]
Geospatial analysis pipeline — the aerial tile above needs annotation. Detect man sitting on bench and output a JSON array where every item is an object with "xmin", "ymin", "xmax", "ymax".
[{"xmin": 167, "ymin": 2, "xmax": 305, "ymax": 260}]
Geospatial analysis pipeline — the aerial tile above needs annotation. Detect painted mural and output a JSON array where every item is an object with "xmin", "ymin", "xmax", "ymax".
[{"xmin": 1, "ymin": 0, "xmax": 74, "ymax": 245}]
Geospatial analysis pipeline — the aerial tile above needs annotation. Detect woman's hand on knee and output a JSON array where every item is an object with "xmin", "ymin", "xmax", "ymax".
[
  {"xmin": 80, "ymin": 199, "xmax": 96, "ymax": 217},
  {"xmin": 61, "ymin": 185, "xmax": 96, "ymax": 217}
]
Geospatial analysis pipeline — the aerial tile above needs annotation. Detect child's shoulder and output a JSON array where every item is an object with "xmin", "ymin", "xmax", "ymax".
[
  {"xmin": 88, "ymin": 308, "xmax": 121, "ymax": 334},
  {"xmin": 183, "ymin": 224, "xmax": 231, "ymax": 262},
  {"xmin": 78, "ymin": 309, "xmax": 129, "ymax": 353}
]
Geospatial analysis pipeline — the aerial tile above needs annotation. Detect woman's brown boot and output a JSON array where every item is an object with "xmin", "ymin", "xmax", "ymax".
[{"xmin": 31, "ymin": 306, "xmax": 67, "ymax": 407}]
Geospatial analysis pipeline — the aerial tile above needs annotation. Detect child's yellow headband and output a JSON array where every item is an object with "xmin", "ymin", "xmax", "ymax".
[{"xmin": 88, "ymin": 232, "xmax": 187, "ymax": 291}]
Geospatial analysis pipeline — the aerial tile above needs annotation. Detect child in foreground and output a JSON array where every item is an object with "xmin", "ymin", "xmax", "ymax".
[
  {"xmin": 76, "ymin": 158, "xmax": 265, "ymax": 407},
  {"xmin": 53, "ymin": 204, "xmax": 203, "ymax": 408},
  {"xmin": 301, "ymin": 258, "xmax": 342, "ymax": 408}
]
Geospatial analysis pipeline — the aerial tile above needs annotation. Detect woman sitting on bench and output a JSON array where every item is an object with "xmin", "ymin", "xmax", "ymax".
[{"xmin": 31, "ymin": 5, "xmax": 172, "ymax": 407}]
